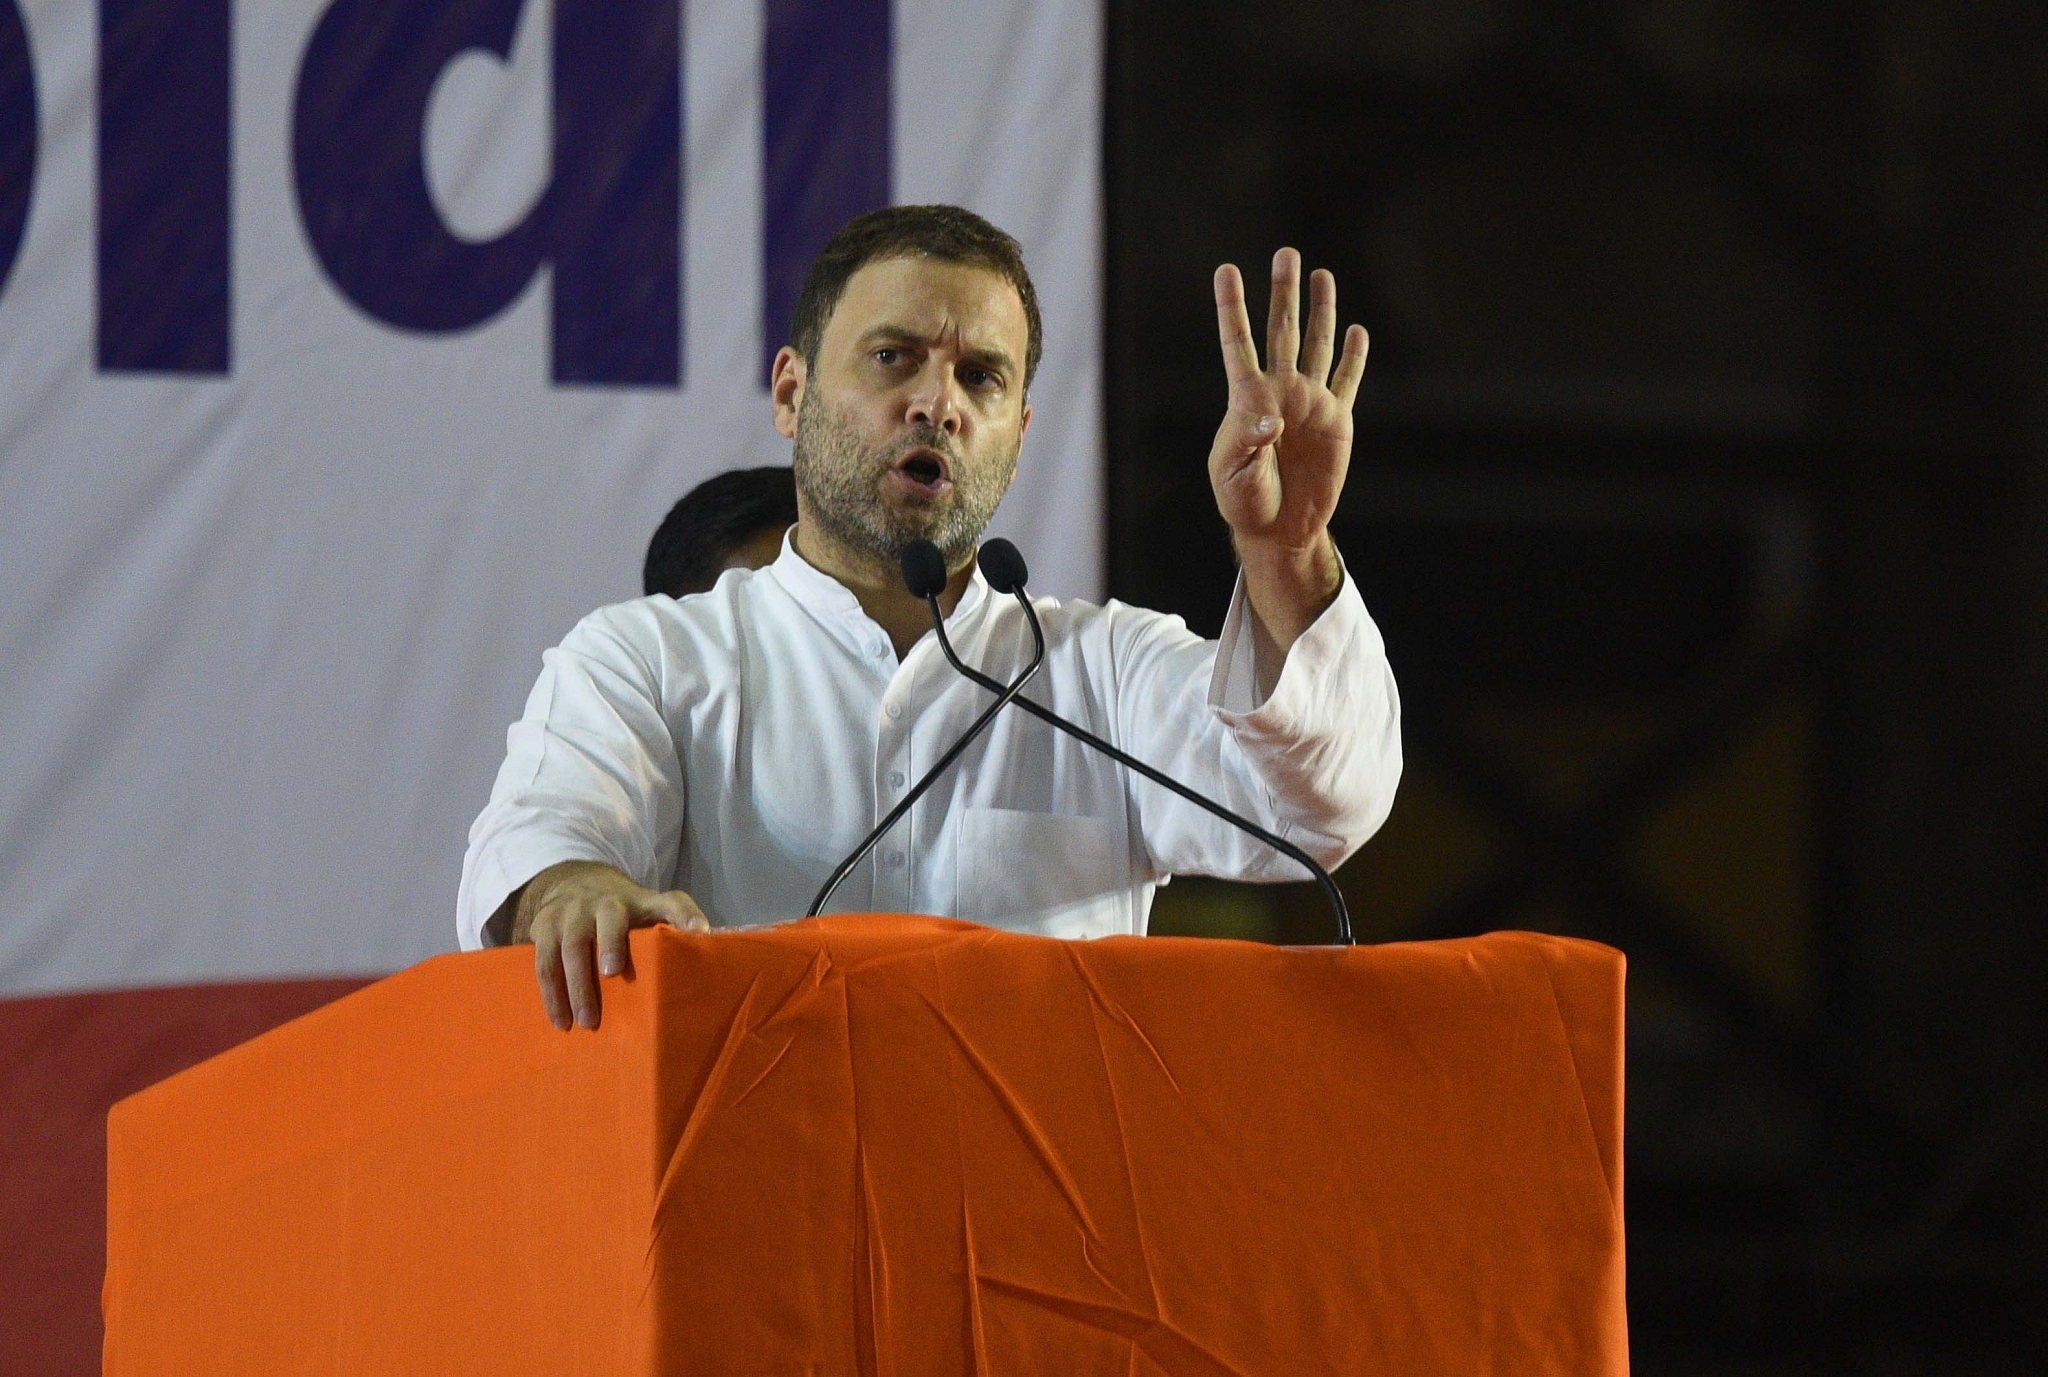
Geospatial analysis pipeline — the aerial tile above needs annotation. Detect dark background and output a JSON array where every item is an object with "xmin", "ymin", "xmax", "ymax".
[{"xmin": 1103, "ymin": 0, "xmax": 2048, "ymax": 1369}]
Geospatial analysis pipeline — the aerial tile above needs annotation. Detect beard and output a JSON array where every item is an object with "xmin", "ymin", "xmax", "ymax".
[{"xmin": 791, "ymin": 384, "xmax": 1018, "ymax": 569}]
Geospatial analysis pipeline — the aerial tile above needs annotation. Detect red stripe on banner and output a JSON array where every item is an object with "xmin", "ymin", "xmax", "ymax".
[{"xmin": 1, "ymin": 977, "xmax": 374, "ymax": 1376}]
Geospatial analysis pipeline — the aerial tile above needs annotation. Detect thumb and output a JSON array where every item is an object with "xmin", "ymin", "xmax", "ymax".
[
  {"xmin": 651, "ymin": 890, "xmax": 711, "ymax": 933},
  {"xmin": 1231, "ymin": 408, "xmax": 1282, "ymax": 453}
]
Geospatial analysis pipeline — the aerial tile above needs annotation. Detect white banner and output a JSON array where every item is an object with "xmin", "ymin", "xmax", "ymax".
[{"xmin": 0, "ymin": 0, "xmax": 1102, "ymax": 994}]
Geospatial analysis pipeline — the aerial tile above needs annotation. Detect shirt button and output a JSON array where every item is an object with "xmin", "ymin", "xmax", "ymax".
[
  {"xmin": 872, "ymin": 643, "xmax": 889, "ymax": 659},
  {"xmin": 887, "ymin": 770, "xmax": 905, "ymax": 789},
  {"xmin": 885, "ymin": 701, "xmax": 903, "ymax": 720},
  {"xmin": 884, "ymin": 850, "xmax": 905, "ymax": 868}
]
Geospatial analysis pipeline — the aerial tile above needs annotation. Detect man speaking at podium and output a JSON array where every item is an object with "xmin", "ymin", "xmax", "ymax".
[{"xmin": 457, "ymin": 206, "xmax": 1403, "ymax": 1031}]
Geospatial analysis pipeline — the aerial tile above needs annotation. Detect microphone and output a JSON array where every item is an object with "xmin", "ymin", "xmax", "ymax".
[
  {"xmin": 929, "ymin": 538, "xmax": 1354, "ymax": 945},
  {"xmin": 805, "ymin": 542, "xmax": 1047, "ymax": 918}
]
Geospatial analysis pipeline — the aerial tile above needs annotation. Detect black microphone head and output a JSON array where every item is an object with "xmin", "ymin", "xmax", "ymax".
[
  {"xmin": 899, "ymin": 540, "xmax": 948, "ymax": 598},
  {"xmin": 978, "ymin": 538, "xmax": 1030, "ymax": 594}
]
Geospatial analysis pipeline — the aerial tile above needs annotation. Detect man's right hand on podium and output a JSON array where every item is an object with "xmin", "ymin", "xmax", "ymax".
[{"xmin": 507, "ymin": 861, "xmax": 710, "ymax": 1031}]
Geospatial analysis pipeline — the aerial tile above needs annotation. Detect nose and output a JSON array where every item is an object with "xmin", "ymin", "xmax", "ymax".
[{"xmin": 905, "ymin": 366, "xmax": 963, "ymax": 436}]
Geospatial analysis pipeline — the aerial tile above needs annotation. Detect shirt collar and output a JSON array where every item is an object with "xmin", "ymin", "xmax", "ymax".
[{"xmin": 766, "ymin": 526, "xmax": 991, "ymax": 652}]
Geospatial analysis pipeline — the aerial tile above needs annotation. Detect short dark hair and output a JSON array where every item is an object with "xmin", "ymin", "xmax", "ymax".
[
  {"xmin": 789, "ymin": 204, "xmax": 1043, "ymax": 390},
  {"xmin": 642, "ymin": 466, "xmax": 798, "ymax": 598}
]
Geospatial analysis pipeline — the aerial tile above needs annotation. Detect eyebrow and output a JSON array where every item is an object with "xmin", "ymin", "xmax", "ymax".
[{"xmin": 860, "ymin": 325, "xmax": 1016, "ymax": 378}]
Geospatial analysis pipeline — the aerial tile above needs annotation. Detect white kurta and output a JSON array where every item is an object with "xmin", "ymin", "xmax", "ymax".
[{"xmin": 456, "ymin": 534, "xmax": 1401, "ymax": 949}]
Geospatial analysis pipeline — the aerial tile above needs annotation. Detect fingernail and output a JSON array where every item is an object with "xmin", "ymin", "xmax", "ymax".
[
  {"xmin": 578, "ymin": 1009, "xmax": 597, "ymax": 1029},
  {"xmin": 600, "ymin": 954, "xmax": 621, "ymax": 976},
  {"xmin": 1253, "ymin": 415, "xmax": 1277, "ymax": 434}
]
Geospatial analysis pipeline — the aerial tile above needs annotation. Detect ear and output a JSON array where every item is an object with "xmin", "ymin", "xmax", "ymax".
[
  {"xmin": 771, "ymin": 347, "xmax": 806, "ymax": 440},
  {"xmin": 1019, "ymin": 399, "xmax": 1033, "ymax": 442}
]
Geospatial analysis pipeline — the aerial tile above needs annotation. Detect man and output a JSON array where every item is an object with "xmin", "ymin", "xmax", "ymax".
[
  {"xmin": 458, "ymin": 205, "xmax": 1400, "ymax": 1031},
  {"xmin": 642, "ymin": 466, "xmax": 798, "ymax": 598}
]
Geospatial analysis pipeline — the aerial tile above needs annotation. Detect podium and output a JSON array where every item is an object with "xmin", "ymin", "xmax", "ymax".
[{"xmin": 103, "ymin": 916, "xmax": 1627, "ymax": 1373}]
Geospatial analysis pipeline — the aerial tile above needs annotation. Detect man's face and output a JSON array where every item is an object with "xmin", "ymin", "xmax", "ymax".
[{"xmin": 782, "ymin": 255, "xmax": 1033, "ymax": 569}]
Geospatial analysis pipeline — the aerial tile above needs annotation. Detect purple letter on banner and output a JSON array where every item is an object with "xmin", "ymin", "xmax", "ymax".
[
  {"xmin": 294, "ymin": 0, "xmax": 679, "ymax": 387},
  {"xmin": 763, "ymin": 0, "xmax": 890, "ymax": 381},
  {"xmin": 0, "ymin": 0, "xmax": 32, "ymax": 302},
  {"xmin": 98, "ymin": 0, "xmax": 231, "ymax": 374}
]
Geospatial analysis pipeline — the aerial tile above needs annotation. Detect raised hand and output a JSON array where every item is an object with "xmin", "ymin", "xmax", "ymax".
[{"xmin": 1208, "ymin": 248, "xmax": 1368, "ymax": 555}]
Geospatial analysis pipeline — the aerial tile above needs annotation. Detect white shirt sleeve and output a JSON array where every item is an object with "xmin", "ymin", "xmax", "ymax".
[
  {"xmin": 1114, "ymin": 561, "xmax": 1402, "ymax": 882},
  {"xmin": 455, "ymin": 603, "xmax": 687, "ymax": 950}
]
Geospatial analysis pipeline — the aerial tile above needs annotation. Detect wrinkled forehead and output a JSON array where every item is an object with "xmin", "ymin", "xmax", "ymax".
[{"xmin": 823, "ymin": 254, "xmax": 1029, "ymax": 360}]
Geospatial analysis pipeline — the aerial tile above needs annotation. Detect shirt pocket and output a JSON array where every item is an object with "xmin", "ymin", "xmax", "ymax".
[{"xmin": 956, "ymin": 807, "xmax": 1134, "ymax": 938}]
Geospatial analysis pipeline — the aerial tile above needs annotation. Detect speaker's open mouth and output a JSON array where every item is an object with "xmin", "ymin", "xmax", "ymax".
[{"xmin": 893, "ymin": 447, "xmax": 952, "ymax": 493}]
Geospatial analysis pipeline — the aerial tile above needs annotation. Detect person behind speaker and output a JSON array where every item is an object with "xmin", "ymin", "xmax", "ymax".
[
  {"xmin": 458, "ymin": 204, "xmax": 1402, "ymax": 1031},
  {"xmin": 642, "ymin": 466, "xmax": 799, "ymax": 599}
]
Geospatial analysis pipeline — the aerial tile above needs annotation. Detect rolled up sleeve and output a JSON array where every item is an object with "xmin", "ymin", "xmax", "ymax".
[{"xmin": 1119, "ymin": 561, "xmax": 1402, "ymax": 881}]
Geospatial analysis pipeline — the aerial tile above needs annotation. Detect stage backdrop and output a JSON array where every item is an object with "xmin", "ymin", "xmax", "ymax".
[
  {"xmin": 0, "ymin": 0, "xmax": 1102, "ymax": 996},
  {"xmin": 0, "ymin": 1, "xmax": 1100, "ymax": 1369}
]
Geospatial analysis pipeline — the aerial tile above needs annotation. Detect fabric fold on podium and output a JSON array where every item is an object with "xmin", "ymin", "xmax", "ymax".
[{"xmin": 106, "ymin": 915, "xmax": 1626, "ymax": 1374}]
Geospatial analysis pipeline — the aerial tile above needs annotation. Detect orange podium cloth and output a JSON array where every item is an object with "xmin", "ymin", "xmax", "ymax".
[{"xmin": 104, "ymin": 916, "xmax": 1626, "ymax": 1374}]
